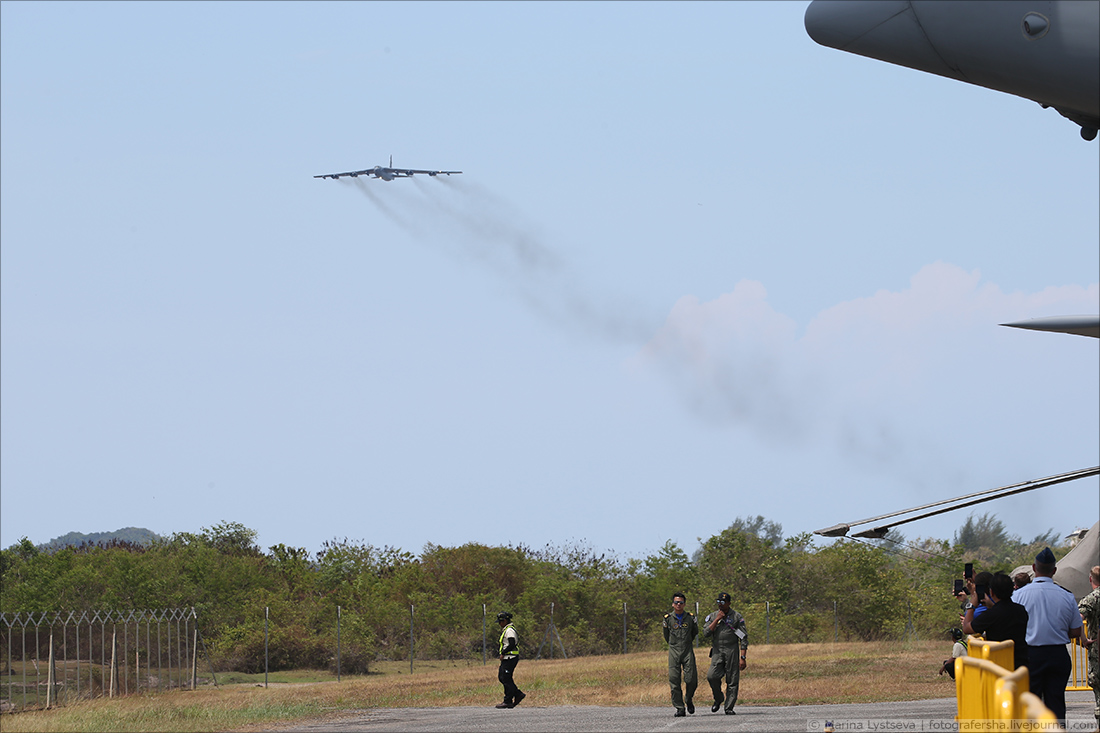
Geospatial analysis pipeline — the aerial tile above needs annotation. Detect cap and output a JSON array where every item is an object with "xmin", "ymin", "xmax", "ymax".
[
  {"xmin": 1035, "ymin": 547, "xmax": 1056, "ymax": 564},
  {"xmin": 949, "ymin": 628, "xmax": 964, "ymax": 641},
  {"xmin": 716, "ymin": 592, "xmax": 732, "ymax": 603}
]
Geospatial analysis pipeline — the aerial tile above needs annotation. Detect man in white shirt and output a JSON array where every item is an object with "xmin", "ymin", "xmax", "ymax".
[{"xmin": 1012, "ymin": 547, "xmax": 1083, "ymax": 726}]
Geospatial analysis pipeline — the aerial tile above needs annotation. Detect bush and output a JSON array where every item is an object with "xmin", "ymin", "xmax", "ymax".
[
  {"xmin": 212, "ymin": 622, "xmax": 331, "ymax": 673},
  {"xmin": 331, "ymin": 643, "xmax": 371, "ymax": 675}
]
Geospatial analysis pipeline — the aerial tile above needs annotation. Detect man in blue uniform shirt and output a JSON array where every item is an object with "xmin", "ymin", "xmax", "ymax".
[{"xmin": 1013, "ymin": 547, "xmax": 1083, "ymax": 726}]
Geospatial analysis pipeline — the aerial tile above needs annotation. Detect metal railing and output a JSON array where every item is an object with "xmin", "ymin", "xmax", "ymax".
[{"xmin": 1, "ymin": 608, "xmax": 214, "ymax": 713}]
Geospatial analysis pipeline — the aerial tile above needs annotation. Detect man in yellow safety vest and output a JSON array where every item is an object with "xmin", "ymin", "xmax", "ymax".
[{"xmin": 494, "ymin": 611, "xmax": 526, "ymax": 709}]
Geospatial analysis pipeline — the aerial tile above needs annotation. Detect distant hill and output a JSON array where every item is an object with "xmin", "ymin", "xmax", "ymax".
[{"xmin": 38, "ymin": 527, "xmax": 163, "ymax": 551}]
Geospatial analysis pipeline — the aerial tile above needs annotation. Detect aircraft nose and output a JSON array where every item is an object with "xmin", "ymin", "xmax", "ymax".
[{"xmin": 804, "ymin": 0, "xmax": 954, "ymax": 78}]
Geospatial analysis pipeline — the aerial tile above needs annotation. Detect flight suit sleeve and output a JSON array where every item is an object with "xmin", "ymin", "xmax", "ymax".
[
  {"xmin": 734, "ymin": 612, "xmax": 749, "ymax": 651},
  {"xmin": 662, "ymin": 614, "xmax": 670, "ymax": 644}
]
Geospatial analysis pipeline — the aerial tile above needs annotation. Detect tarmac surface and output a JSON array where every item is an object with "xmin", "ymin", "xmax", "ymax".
[{"xmin": 269, "ymin": 690, "xmax": 1098, "ymax": 732}]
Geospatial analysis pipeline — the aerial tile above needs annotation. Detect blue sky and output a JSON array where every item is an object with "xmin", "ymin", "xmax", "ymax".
[{"xmin": 2, "ymin": 1, "xmax": 1097, "ymax": 561}]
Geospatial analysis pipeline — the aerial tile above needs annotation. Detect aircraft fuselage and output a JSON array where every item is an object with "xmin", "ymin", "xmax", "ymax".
[{"xmin": 805, "ymin": 0, "xmax": 1100, "ymax": 139}]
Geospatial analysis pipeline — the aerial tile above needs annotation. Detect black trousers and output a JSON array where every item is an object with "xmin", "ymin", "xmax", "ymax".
[
  {"xmin": 1027, "ymin": 644, "xmax": 1071, "ymax": 724},
  {"xmin": 498, "ymin": 656, "xmax": 522, "ymax": 703}
]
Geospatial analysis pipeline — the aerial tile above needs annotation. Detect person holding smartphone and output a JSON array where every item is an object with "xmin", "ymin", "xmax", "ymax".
[
  {"xmin": 962, "ymin": 572, "xmax": 1029, "ymax": 670},
  {"xmin": 960, "ymin": 571, "xmax": 993, "ymax": 624}
]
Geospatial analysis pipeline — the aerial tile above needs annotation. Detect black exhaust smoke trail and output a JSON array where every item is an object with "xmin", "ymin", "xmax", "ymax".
[
  {"xmin": 413, "ymin": 176, "xmax": 563, "ymax": 275},
  {"xmin": 343, "ymin": 178, "xmax": 424, "ymax": 237},
  {"xmin": 352, "ymin": 175, "xmax": 654, "ymax": 344}
]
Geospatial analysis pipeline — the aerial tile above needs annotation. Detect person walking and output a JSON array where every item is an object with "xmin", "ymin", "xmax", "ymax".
[
  {"xmin": 1078, "ymin": 565, "xmax": 1100, "ymax": 731},
  {"xmin": 1012, "ymin": 547, "xmax": 1083, "ymax": 726},
  {"xmin": 703, "ymin": 592, "xmax": 748, "ymax": 715},
  {"xmin": 494, "ymin": 612, "xmax": 526, "ymax": 709},
  {"xmin": 663, "ymin": 592, "xmax": 699, "ymax": 717}
]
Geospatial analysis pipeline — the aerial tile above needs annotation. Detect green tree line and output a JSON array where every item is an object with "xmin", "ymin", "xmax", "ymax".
[{"xmin": 0, "ymin": 515, "xmax": 1065, "ymax": 673}]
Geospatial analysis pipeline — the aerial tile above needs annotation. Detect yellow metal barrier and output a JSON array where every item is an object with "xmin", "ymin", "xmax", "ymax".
[
  {"xmin": 993, "ymin": 667, "xmax": 1029, "ymax": 719},
  {"xmin": 1017, "ymin": 691, "xmax": 1060, "ymax": 730},
  {"xmin": 957, "ymin": 656, "xmax": 1010, "ymax": 721},
  {"xmin": 956, "ymin": 654, "xmax": 1060, "ymax": 729},
  {"xmin": 969, "ymin": 635, "xmax": 1016, "ymax": 670},
  {"xmin": 1068, "ymin": 621, "xmax": 1090, "ymax": 691}
]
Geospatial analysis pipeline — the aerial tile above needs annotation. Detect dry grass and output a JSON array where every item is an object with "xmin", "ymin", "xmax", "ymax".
[{"xmin": 2, "ymin": 640, "xmax": 955, "ymax": 732}]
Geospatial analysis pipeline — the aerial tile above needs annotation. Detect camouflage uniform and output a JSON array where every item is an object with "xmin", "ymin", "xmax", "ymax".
[
  {"xmin": 703, "ymin": 607, "xmax": 748, "ymax": 713},
  {"xmin": 1078, "ymin": 586, "xmax": 1100, "ymax": 726},
  {"xmin": 662, "ymin": 610, "xmax": 698, "ymax": 714}
]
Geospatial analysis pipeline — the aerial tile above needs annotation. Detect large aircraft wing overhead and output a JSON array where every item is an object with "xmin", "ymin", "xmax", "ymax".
[
  {"xmin": 804, "ymin": 0, "xmax": 1100, "ymax": 140},
  {"xmin": 1000, "ymin": 315, "xmax": 1100, "ymax": 338}
]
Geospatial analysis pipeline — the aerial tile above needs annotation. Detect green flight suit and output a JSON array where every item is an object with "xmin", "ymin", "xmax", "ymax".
[
  {"xmin": 703, "ymin": 608, "xmax": 748, "ymax": 713},
  {"xmin": 662, "ymin": 610, "xmax": 698, "ymax": 712}
]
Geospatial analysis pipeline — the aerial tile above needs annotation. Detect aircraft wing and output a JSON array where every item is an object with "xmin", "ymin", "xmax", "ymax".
[
  {"xmin": 804, "ymin": 0, "xmax": 1100, "ymax": 140},
  {"xmin": 313, "ymin": 169, "xmax": 378, "ymax": 180},
  {"xmin": 313, "ymin": 167, "xmax": 461, "ymax": 180},
  {"xmin": 1000, "ymin": 315, "xmax": 1100, "ymax": 338},
  {"xmin": 395, "ymin": 168, "xmax": 462, "ymax": 177}
]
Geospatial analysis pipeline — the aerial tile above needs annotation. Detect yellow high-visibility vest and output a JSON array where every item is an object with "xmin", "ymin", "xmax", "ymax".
[{"xmin": 499, "ymin": 624, "xmax": 518, "ymax": 657}]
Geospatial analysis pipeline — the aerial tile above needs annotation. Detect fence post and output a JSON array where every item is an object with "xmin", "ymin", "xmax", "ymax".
[
  {"xmin": 766, "ymin": 601, "xmax": 770, "ymax": 645},
  {"xmin": 336, "ymin": 606, "xmax": 342, "ymax": 682},
  {"xmin": 622, "ymin": 602, "xmax": 627, "ymax": 654},
  {"xmin": 264, "ymin": 607, "xmax": 269, "ymax": 689},
  {"xmin": 123, "ymin": 617, "xmax": 129, "ymax": 696},
  {"xmin": 834, "ymin": 601, "xmax": 838, "ymax": 643},
  {"xmin": 482, "ymin": 604, "xmax": 486, "ymax": 666},
  {"xmin": 409, "ymin": 605, "xmax": 414, "ymax": 674},
  {"xmin": 23, "ymin": 620, "xmax": 28, "ymax": 709},
  {"xmin": 109, "ymin": 629, "xmax": 118, "ymax": 698},
  {"xmin": 190, "ymin": 628, "xmax": 198, "ymax": 690},
  {"xmin": 191, "ymin": 607, "xmax": 218, "ymax": 687},
  {"xmin": 145, "ymin": 614, "xmax": 150, "ymax": 695},
  {"xmin": 46, "ymin": 630, "xmax": 55, "ymax": 709}
]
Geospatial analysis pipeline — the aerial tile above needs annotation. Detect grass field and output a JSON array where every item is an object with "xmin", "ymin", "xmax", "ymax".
[{"xmin": 2, "ymin": 640, "xmax": 956, "ymax": 732}]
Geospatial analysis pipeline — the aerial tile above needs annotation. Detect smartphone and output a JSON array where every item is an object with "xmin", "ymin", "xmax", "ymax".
[
  {"xmin": 975, "ymin": 584, "xmax": 988, "ymax": 602},
  {"xmin": 964, "ymin": 563, "xmax": 973, "ymax": 580},
  {"xmin": 953, "ymin": 579, "xmax": 965, "ymax": 595}
]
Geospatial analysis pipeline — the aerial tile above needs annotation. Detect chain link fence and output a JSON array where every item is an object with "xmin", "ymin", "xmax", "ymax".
[{"xmin": 1, "ymin": 608, "xmax": 214, "ymax": 713}]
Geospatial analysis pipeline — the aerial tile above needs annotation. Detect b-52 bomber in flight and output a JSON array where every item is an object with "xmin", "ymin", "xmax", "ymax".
[{"xmin": 314, "ymin": 156, "xmax": 461, "ymax": 181}]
